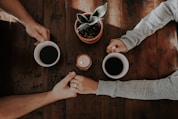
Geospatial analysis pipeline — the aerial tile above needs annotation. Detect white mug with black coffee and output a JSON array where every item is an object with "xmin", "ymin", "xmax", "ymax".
[
  {"xmin": 34, "ymin": 41, "xmax": 60, "ymax": 67},
  {"xmin": 102, "ymin": 53, "xmax": 129, "ymax": 79}
]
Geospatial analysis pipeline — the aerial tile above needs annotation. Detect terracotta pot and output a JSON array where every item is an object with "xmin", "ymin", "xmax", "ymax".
[{"xmin": 74, "ymin": 13, "xmax": 103, "ymax": 44}]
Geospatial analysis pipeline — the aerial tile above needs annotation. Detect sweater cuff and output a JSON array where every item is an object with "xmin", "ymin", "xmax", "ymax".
[
  {"xmin": 120, "ymin": 36, "xmax": 133, "ymax": 51},
  {"xmin": 96, "ymin": 80, "xmax": 117, "ymax": 97}
]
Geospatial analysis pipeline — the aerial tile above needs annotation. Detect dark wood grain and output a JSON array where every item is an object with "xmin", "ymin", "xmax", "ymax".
[{"xmin": 0, "ymin": 0, "xmax": 178, "ymax": 119}]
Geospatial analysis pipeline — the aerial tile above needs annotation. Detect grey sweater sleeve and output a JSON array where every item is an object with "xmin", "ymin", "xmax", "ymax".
[
  {"xmin": 120, "ymin": 0, "xmax": 177, "ymax": 51},
  {"xmin": 96, "ymin": 70, "xmax": 178, "ymax": 100}
]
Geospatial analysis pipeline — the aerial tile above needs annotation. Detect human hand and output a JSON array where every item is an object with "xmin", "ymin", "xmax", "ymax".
[
  {"xmin": 51, "ymin": 72, "xmax": 77, "ymax": 100},
  {"xmin": 106, "ymin": 38, "xmax": 127, "ymax": 53},
  {"xmin": 25, "ymin": 22, "xmax": 50, "ymax": 45},
  {"xmin": 70, "ymin": 75, "xmax": 98, "ymax": 94}
]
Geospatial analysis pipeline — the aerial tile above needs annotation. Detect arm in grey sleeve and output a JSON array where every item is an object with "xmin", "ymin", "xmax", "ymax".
[
  {"xmin": 96, "ymin": 70, "xmax": 178, "ymax": 100},
  {"xmin": 120, "ymin": 0, "xmax": 176, "ymax": 51}
]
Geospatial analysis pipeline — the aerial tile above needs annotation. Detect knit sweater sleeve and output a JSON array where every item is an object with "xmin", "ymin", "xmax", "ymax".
[
  {"xmin": 96, "ymin": 70, "xmax": 178, "ymax": 100},
  {"xmin": 120, "ymin": 0, "xmax": 176, "ymax": 51}
]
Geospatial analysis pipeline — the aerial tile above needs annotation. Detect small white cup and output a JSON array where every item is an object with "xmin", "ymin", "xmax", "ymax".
[
  {"xmin": 34, "ymin": 41, "xmax": 60, "ymax": 67},
  {"xmin": 102, "ymin": 53, "xmax": 129, "ymax": 79}
]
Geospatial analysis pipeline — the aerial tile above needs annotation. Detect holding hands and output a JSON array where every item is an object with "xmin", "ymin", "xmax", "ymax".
[
  {"xmin": 68, "ymin": 38, "xmax": 127, "ymax": 95},
  {"xmin": 51, "ymin": 72, "xmax": 77, "ymax": 100},
  {"xmin": 70, "ymin": 75, "xmax": 98, "ymax": 94}
]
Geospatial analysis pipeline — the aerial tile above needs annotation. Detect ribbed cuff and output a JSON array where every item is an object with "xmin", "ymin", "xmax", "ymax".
[{"xmin": 120, "ymin": 37, "xmax": 133, "ymax": 51}]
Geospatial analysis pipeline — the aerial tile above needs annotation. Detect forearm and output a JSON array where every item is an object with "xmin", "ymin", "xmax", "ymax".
[
  {"xmin": 120, "ymin": 0, "xmax": 175, "ymax": 51},
  {"xmin": 97, "ymin": 70, "xmax": 178, "ymax": 100},
  {"xmin": 0, "ymin": 91, "xmax": 58, "ymax": 119},
  {"xmin": 0, "ymin": 0, "xmax": 35, "ymax": 26}
]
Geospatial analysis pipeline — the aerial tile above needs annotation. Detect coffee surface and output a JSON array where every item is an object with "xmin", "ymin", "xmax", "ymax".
[
  {"xmin": 105, "ymin": 57, "xmax": 123, "ymax": 75},
  {"xmin": 40, "ymin": 46, "xmax": 58, "ymax": 64}
]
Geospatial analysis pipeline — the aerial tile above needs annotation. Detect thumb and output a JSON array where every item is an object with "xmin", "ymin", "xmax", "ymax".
[{"xmin": 61, "ymin": 72, "xmax": 76, "ymax": 85}]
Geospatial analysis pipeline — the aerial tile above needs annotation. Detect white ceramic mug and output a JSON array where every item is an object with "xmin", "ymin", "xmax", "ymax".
[
  {"xmin": 102, "ymin": 53, "xmax": 129, "ymax": 79},
  {"xmin": 34, "ymin": 41, "xmax": 60, "ymax": 67}
]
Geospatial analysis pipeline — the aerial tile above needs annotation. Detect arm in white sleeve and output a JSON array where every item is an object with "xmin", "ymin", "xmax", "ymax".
[
  {"xmin": 96, "ymin": 70, "xmax": 178, "ymax": 100},
  {"xmin": 120, "ymin": 0, "xmax": 177, "ymax": 51}
]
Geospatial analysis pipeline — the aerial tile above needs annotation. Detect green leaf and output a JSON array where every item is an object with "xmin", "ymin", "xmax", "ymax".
[
  {"xmin": 77, "ymin": 23, "xmax": 90, "ymax": 31},
  {"xmin": 89, "ymin": 16, "xmax": 100, "ymax": 25},
  {"xmin": 92, "ymin": 2, "xmax": 108, "ymax": 18},
  {"xmin": 76, "ymin": 13, "xmax": 89, "ymax": 23}
]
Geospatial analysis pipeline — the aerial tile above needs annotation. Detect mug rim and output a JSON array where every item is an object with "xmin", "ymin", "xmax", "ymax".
[
  {"xmin": 102, "ymin": 53, "xmax": 129, "ymax": 79},
  {"xmin": 34, "ymin": 41, "xmax": 60, "ymax": 67}
]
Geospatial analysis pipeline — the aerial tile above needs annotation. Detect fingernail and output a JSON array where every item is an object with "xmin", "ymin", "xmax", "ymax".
[
  {"xmin": 111, "ymin": 46, "xmax": 117, "ymax": 52},
  {"xmin": 112, "ymin": 49, "xmax": 116, "ymax": 53}
]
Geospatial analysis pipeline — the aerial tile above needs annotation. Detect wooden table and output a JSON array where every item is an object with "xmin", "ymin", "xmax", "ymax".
[{"xmin": 1, "ymin": 0, "xmax": 178, "ymax": 119}]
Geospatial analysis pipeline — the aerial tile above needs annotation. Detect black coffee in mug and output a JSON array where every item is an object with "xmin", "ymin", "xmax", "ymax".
[
  {"xmin": 105, "ymin": 57, "xmax": 123, "ymax": 75},
  {"xmin": 40, "ymin": 46, "xmax": 58, "ymax": 64}
]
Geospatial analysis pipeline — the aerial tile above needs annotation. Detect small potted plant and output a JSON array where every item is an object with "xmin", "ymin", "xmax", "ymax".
[{"xmin": 74, "ymin": 2, "xmax": 108, "ymax": 44}]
